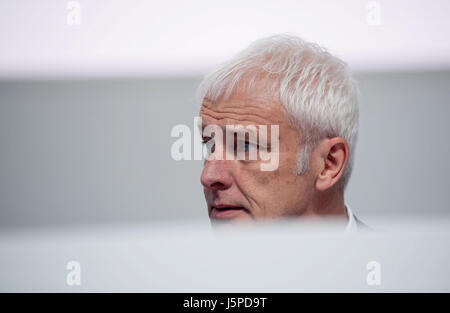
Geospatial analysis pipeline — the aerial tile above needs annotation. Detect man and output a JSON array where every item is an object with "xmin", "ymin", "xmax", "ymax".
[{"xmin": 197, "ymin": 34, "xmax": 365, "ymax": 231}]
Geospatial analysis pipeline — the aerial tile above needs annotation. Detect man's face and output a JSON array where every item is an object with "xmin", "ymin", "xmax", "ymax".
[{"xmin": 200, "ymin": 86, "xmax": 316, "ymax": 224}]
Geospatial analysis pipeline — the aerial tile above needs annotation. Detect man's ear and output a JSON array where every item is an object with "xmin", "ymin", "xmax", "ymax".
[{"xmin": 315, "ymin": 137, "xmax": 349, "ymax": 191}]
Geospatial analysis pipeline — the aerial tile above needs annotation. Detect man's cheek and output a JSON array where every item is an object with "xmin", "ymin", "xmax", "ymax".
[
  {"xmin": 203, "ymin": 189, "xmax": 213, "ymax": 202},
  {"xmin": 279, "ymin": 149, "xmax": 300, "ymax": 177},
  {"xmin": 240, "ymin": 166, "xmax": 272, "ymax": 187}
]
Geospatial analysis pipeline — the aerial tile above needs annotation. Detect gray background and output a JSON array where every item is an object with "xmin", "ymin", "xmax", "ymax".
[{"xmin": 1, "ymin": 71, "xmax": 449, "ymax": 228}]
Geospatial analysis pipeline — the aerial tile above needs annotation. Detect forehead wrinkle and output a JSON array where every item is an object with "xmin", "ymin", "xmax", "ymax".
[
  {"xmin": 200, "ymin": 103, "xmax": 284, "ymax": 126},
  {"xmin": 203, "ymin": 96, "xmax": 278, "ymax": 112},
  {"xmin": 200, "ymin": 110, "xmax": 272, "ymax": 128}
]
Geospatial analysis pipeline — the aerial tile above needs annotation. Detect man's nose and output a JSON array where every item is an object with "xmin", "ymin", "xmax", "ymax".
[{"xmin": 200, "ymin": 160, "xmax": 233, "ymax": 191}]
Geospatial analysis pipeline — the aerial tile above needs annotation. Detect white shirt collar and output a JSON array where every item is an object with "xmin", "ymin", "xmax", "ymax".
[{"xmin": 344, "ymin": 204, "xmax": 358, "ymax": 233}]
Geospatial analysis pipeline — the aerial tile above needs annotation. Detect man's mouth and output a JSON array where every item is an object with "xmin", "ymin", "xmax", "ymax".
[{"xmin": 210, "ymin": 205, "xmax": 250, "ymax": 220}]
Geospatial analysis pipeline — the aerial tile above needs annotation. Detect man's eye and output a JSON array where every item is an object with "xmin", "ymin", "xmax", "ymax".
[
  {"xmin": 203, "ymin": 138, "xmax": 215, "ymax": 153},
  {"xmin": 244, "ymin": 142, "xmax": 257, "ymax": 152}
]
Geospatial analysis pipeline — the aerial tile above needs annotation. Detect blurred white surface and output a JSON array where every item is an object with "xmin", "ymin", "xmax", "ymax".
[
  {"xmin": 1, "ymin": 0, "xmax": 450, "ymax": 79},
  {"xmin": 1, "ymin": 218, "xmax": 450, "ymax": 292}
]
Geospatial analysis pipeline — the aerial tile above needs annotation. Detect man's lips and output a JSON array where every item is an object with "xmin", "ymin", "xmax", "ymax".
[{"xmin": 210, "ymin": 205, "xmax": 250, "ymax": 220}]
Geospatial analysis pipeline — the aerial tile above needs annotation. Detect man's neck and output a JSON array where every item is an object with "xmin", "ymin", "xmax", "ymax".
[{"xmin": 307, "ymin": 188, "xmax": 347, "ymax": 218}]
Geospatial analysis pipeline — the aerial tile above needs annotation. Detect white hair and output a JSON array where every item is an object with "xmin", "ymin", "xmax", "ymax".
[{"xmin": 197, "ymin": 34, "xmax": 359, "ymax": 189}]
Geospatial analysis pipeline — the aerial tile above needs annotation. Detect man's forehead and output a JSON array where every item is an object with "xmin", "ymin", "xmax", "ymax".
[{"xmin": 200, "ymin": 95, "xmax": 285, "ymax": 127}]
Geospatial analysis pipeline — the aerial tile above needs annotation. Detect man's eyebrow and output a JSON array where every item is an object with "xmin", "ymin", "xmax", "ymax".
[
  {"xmin": 226, "ymin": 126, "xmax": 258, "ymax": 137},
  {"xmin": 198, "ymin": 118, "xmax": 227, "ymax": 139}
]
